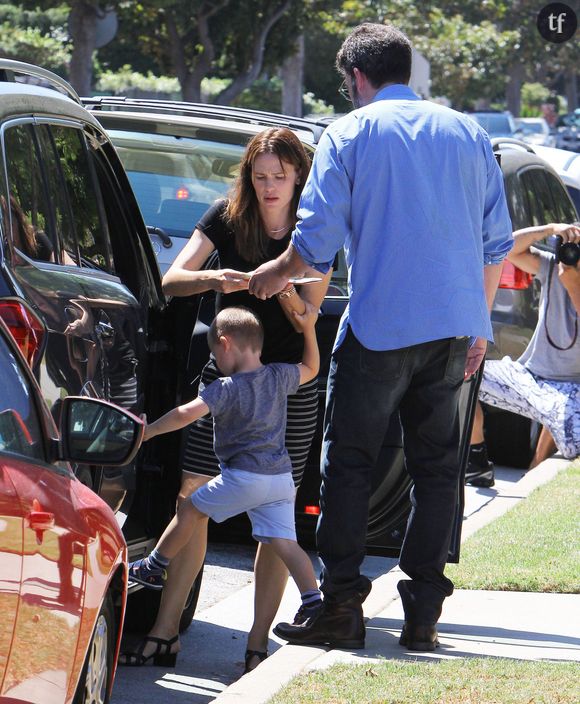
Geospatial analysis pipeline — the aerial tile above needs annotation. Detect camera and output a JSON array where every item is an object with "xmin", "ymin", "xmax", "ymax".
[{"xmin": 554, "ymin": 235, "xmax": 580, "ymax": 266}]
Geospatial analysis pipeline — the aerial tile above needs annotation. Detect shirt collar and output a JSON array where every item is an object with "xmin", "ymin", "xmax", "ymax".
[{"xmin": 372, "ymin": 84, "xmax": 420, "ymax": 103}]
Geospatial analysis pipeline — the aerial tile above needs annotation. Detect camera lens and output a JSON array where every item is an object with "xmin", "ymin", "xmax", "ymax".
[{"xmin": 558, "ymin": 242, "xmax": 580, "ymax": 266}]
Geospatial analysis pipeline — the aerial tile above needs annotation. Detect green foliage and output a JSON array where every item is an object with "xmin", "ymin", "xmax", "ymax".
[
  {"xmin": 95, "ymin": 66, "xmax": 181, "ymax": 97},
  {"xmin": 0, "ymin": 3, "xmax": 69, "ymax": 31},
  {"xmin": 0, "ymin": 23, "xmax": 70, "ymax": 74}
]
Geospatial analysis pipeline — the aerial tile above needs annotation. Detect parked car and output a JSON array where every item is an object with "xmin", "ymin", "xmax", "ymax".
[
  {"xmin": 0, "ymin": 315, "xmax": 143, "ymax": 703},
  {"xmin": 533, "ymin": 144, "xmax": 580, "ymax": 214},
  {"xmin": 484, "ymin": 138, "xmax": 579, "ymax": 467},
  {"xmin": 514, "ymin": 117, "xmax": 556, "ymax": 147},
  {"xmin": 0, "ymin": 59, "xmax": 201, "ymax": 634},
  {"xmin": 554, "ymin": 110, "xmax": 580, "ymax": 152},
  {"xmin": 466, "ymin": 110, "xmax": 520, "ymax": 138}
]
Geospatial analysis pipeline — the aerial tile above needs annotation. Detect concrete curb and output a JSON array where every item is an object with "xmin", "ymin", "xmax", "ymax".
[{"xmin": 210, "ymin": 457, "xmax": 573, "ymax": 703}]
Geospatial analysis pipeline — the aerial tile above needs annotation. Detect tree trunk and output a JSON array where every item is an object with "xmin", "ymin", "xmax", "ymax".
[
  {"xmin": 281, "ymin": 35, "xmax": 304, "ymax": 116},
  {"xmin": 68, "ymin": 1, "xmax": 100, "ymax": 96},
  {"xmin": 505, "ymin": 63, "xmax": 525, "ymax": 117},
  {"xmin": 565, "ymin": 69, "xmax": 578, "ymax": 112}
]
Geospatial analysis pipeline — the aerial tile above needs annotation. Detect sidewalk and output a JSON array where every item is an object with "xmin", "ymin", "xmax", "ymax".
[{"xmin": 212, "ymin": 457, "xmax": 579, "ymax": 703}]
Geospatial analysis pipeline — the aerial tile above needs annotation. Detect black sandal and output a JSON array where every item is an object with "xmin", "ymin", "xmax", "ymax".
[
  {"xmin": 243, "ymin": 648, "xmax": 268, "ymax": 674},
  {"xmin": 119, "ymin": 635, "xmax": 179, "ymax": 667}
]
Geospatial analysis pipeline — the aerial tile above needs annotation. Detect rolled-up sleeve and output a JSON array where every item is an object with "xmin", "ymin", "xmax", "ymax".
[
  {"xmin": 292, "ymin": 129, "xmax": 351, "ymax": 273},
  {"xmin": 482, "ymin": 141, "xmax": 514, "ymax": 265}
]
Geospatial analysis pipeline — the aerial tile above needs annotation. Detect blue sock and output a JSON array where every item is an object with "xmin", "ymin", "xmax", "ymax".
[
  {"xmin": 148, "ymin": 549, "xmax": 170, "ymax": 571},
  {"xmin": 301, "ymin": 588, "xmax": 322, "ymax": 608}
]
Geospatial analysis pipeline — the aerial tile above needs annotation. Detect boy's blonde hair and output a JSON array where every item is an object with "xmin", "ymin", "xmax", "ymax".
[{"xmin": 207, "ymin": 306, "xmax": 264, "ymax": 353}]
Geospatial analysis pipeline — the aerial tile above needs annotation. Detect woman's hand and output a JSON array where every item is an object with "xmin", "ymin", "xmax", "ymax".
[
  {"xmin": 551, "ymin": 222, "xmax": 580, "ymax": 243},
  {"xmin": 211, "ymin": 269, "xmax": 251, "ymax": 294}
]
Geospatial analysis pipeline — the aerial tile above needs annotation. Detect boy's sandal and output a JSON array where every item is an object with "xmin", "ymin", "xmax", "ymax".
[
  {"xmin": 243, "ymin": 648, "xmax": 268, "ymax": 674},
  {"xmin": 119, "ymin": 634, "xmax": 179, "ymax": 667}
]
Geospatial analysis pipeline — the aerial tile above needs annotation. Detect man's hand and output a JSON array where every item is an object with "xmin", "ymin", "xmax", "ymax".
[
  {"xmin": 464, "ymin": 336, "xmax": 487, "ymax": 379},
  {"xmin": 249, "ymin": 259, "xmax": 289, "ymax": 300}
]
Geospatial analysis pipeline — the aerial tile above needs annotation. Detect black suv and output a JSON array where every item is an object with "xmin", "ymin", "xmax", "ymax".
[{"xmin": 0, "ymin": 60, "xmax": 200, "ymax": 632}]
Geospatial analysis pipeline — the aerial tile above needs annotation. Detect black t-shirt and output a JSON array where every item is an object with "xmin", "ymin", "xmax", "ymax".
[{"xmin": 197, "ymin": 200, "xmax": 303, "ymax": 364}]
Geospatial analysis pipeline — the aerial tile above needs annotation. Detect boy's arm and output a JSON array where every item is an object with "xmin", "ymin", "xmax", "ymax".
[
  {"xmin": 293, "ymin": 302, "xmax": 320, "ymax": 385},
  {"xmin": 143, "ymin": 396, "xmax": 209, "ymax": 441}
]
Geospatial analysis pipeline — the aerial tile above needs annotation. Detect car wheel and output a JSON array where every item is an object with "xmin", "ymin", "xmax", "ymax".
[
  {"xmin": 123, "ymin": 567, "xmax": 203, "ymax": 634},
  {"xmin": 484, "ymin": 408, "xmax": 540, "ymax": 468},
  {"xmin": 73, "ymin": 593, "xmax": 115, "ymax": 704}
]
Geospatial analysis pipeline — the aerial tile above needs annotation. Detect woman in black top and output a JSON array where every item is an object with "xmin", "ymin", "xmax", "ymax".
[{"xmin": 122, "ymin": 128, "xmax": 333, "ymax": 671}]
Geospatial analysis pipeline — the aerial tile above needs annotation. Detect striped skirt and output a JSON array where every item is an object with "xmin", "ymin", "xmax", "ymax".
[{"xmin": 181, "ymin": 358, "xmax": 319, "ymax": 487}]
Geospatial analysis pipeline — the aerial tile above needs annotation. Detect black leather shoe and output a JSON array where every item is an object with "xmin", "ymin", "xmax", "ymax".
[
  {"xmin": 399, "ymin": 623, "xmax": 439, "ymax": 651},
  {"xmin": 465, "ymin": 459, "xmax": 495, "ymax": 488},
  {"xmin": 274, "ymin": 597, "xmax": 366, "ymax": 649}
]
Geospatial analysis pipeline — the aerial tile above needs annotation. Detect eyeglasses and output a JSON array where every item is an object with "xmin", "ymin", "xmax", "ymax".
[{"xmin": 338, "ymin": 79, "xmax": 352, "ymax": 102}]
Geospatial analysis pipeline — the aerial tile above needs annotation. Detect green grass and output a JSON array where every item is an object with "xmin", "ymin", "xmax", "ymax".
[
  {"xmin": 268, "ymin": 659, "xmax": 580, "ymax": 704},
  {"xmin": 447, "ymin": 463, "xmax": 580, "ymax": 593}
]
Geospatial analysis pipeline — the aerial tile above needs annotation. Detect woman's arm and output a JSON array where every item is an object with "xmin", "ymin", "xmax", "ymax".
[
  {"xmin": 276, "ymin": 268, "xmax": 333, "ymax": 332},
  {"xmin": 161, "ymin": 228, "xmax": 250, "ymax": 298},
  {"xmin": 507, "ymin": 223, "xmax": 580, "ymax": 275}
]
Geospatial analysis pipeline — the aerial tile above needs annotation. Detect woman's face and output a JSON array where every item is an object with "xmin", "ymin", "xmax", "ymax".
[{"xmin": 251, "ymin": 153, "xmax": 299, "ymax": 217}]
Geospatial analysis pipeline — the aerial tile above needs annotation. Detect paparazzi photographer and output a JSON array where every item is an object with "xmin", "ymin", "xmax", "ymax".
[{"xmin": 467, "ymin": 222, "xmax": 580, "ymax": 486}]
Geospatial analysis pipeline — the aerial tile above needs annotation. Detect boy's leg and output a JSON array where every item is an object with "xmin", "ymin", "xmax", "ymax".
[
  {"xmin": 129, "ymin": 499, "xmax": 208, "ymax": 589},
  {"xmin": 268, "ymin": 537, "xmax": 318, "ymax": 594},
  {"xmin": 156, "ymin": 500, "xmax": 208, "ymax": 559}
]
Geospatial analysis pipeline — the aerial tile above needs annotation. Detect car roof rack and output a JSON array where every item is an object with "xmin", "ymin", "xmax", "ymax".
[
  {"xmin": 0, "ymin": 58, "xmax": 80, "ymax": 104},
  {"xmin": 82, "ymin": 96, "xmax": 329, "ymax": 143},
  {"xmin": 492, "ymin": 137, "xmax": 535, "ymax": 154}
]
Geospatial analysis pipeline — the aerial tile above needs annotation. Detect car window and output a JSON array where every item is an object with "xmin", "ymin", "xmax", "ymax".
[
  {"xmin": 546, "ymin": 171, "xmax": 578, "ymax": 223},
  {"xmin": 109, "ymin": 129, "xmax": 247, "ymax": 238},
  {"xmin": 0, "ymin": 336, "xmax": 44, "ymax": 461},
  {"xmin": 3, "ymin": 123, "xmax": 57, "ymax": 263},
  {"xmin": 48, "ymin": 125, "xmax": 114, "ymax": 272},
  {"xmin": 520, "ymin": 168, "xmax": 558, "ymax": 225}
]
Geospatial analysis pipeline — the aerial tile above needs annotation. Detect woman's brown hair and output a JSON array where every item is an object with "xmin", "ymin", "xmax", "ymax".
[{"xmin": 225, "ymin": 127, "xmax": 311, "ymax": 263}]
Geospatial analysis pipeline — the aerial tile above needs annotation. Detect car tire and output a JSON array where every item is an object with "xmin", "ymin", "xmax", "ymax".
[
  {"xmin": 484, "ymin": 408, "xmax": 540, "ymax": 468},
  {"xmin": 123, "ymin": 567, "xmax": 204, "ymax": 634},
  {"xmin": 73, "ymin": 593, "xmax": 115, "ymax": 704}
]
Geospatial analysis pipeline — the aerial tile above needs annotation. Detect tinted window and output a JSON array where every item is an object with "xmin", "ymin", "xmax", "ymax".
[
  {"xmin": 3, "ymin": 124, "xmax": 56, "ymax": 262},
  {"xmin": 546, "ymin": 172, "xmax": 578, "ymax": 223},
  {"xmin": 0, "ymin": 335, "xmax": 44, "ymax": 461},
  {"xmin": 49, "ymin": 125, "xmax": 113, "ymax": 272},
  {"xmin": 520, "ymin": 169, "xmax": 558, "ymax": 225}
]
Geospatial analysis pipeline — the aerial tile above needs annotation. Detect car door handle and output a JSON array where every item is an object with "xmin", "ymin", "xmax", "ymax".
[{"xmin": 29, "ymin": 510, "xmax": 55, "ymax": 531}]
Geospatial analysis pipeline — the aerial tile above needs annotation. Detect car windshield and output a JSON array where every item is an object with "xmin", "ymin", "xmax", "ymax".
[
  {"xmin": 471, "ymin": 114, "xmax": 514, "ymax": 135},
  {"xmin": 109, "ymin": 130, "xmax": 246, "ymax": 238}
]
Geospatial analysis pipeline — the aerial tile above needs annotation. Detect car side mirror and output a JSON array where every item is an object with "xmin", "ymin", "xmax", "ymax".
[{"xmin": 58, "ymin": 397, "xmax": 144, "ymax": 466}]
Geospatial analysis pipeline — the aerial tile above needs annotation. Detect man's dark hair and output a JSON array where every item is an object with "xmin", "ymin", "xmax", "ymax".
[
  {"xmin": 336, "ymin": 23, "xmax": 412, "ymax": 88},
  {"xmin": 208, "ymin": 306, "xmax": 264, "ymax": 353}
]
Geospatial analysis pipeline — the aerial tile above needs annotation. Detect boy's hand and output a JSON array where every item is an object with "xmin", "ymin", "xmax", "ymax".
[
  {"xmin": 292, "ymin": 300, "xmax": 319, "ymax": 332},
  {"xmin": 140, "ymin": 413, "xmax": 153, "ymax": 442}
]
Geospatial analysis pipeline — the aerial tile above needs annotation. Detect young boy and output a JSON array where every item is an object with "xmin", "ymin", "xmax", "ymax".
[{"xmin": 129, "ymin": 304, "xmax": 323, "ymax": 623}]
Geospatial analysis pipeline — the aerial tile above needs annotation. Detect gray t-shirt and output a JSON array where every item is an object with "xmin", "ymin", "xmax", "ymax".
[
  {"xmin": 199, "ymin": 363, "xmax": 301, "ymax": 474},
  {"xmin": 518, "ymin": 250, "xmax": 580, "ymax": 381}
]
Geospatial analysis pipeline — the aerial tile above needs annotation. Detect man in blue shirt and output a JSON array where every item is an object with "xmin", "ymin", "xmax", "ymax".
[{"xmin": 250, "ymin": 22, "xmax": 513, "ymax": 652}]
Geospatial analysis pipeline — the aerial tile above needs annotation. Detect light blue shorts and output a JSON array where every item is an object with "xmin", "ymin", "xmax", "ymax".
[{"xmin": 190, "ymin": 468, "xmax": 297, "ymax": 543}]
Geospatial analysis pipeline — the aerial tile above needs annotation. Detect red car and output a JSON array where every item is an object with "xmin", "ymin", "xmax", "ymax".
[{"xmin": 0, "ymin": 316, "xmax": 143, "ymax": 704}]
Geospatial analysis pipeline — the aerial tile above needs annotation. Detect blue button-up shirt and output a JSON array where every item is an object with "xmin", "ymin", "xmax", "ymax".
[{"xmin": 292, "ymin": 85, "xmax": 513, "ymax": 351}]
